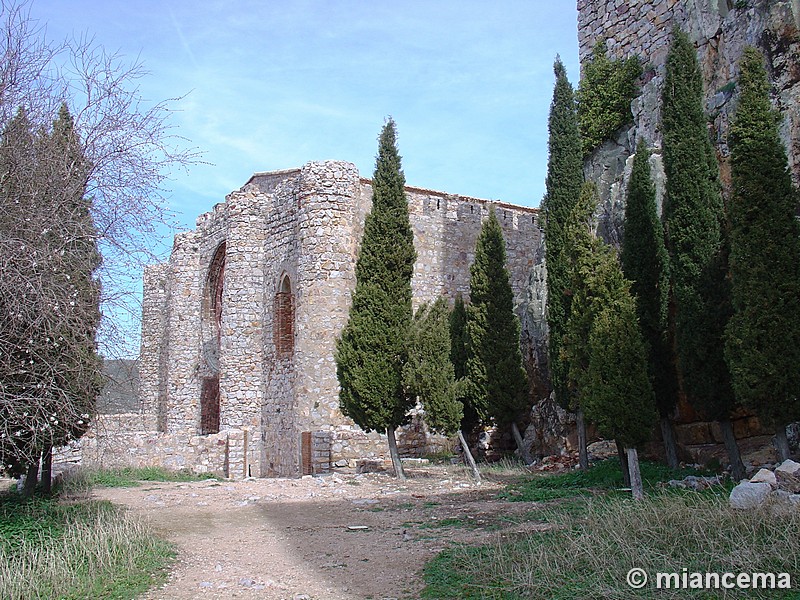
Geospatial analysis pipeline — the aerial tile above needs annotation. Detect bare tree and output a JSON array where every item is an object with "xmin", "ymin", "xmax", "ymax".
[{"xmin": 0, "ymin": 0, "xmax": 199, "ymax": 485}]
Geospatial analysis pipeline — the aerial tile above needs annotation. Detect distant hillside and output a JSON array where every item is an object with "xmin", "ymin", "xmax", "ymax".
[{"xmin": 98, "ymin": 359, "xmax": 140, "ymax": 414}]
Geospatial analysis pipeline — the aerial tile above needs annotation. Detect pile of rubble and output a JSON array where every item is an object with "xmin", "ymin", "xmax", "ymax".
[
  {"xmin": 528, "ymin": 452, "xmax": 580, "ymax": 473},
  {"xmin": 729, "ymin": 460, "xmax": 800, "ymax": 509}
]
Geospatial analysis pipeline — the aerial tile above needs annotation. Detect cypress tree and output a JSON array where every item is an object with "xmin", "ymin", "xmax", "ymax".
[
  {"xmin": 564, "ymin": 183, "xmax": 657, "ymax": 498},
  {"xmin": 725, "ymin": 47, "xmax": 800, "ymax": 461},
  {"xmin": 46, "ymin": 104, "xmax": 103, "ymax": 492},
  {"xmin": 621, "ymin": 142, "xmax": 680, "ymax": 468},
  {"xmin": 0, "ymin": 105, "xmax": 102, "ymax": 493},
  {"xmin": 449, "ymin": 294, "xmax": 477, "ymax": 429},
  {"xmin": 335, "ymin": 118, "xmax": 417, "ymax": 480},
  {"xmin": 464, "ymin": 207, "xmax": 529, "ymax": 461},
  {"xmin": 543, "ymin": 57, "xmax": 584, "ymax": 414},
  {"xmin": 404, "ymin": 299, "xmax": 463, "ymax": 435},
  {"xmin": 662, "ymin": 28, "xmax": 744, "ymax": 479},
  {"xmin": 450, "ymin": 294, "xmax": 469, "ymax": 383},
  {"xmin": 448, "ymin": 293, "xmax": 482, "ymax": 479},
  {"xmin": 405, "ymin": 299, "xmax": 480, "ymax": 480}
]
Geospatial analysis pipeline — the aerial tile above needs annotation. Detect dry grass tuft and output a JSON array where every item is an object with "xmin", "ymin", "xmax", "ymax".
[{"xmin": 424, "ymin": 491, "xmax": 800, "ymax": 599}]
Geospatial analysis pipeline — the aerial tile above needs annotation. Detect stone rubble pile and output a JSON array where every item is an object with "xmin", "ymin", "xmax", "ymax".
[
  {"xmin": 729, "ymin": 459, "xmax": 800, "ymax": 509},
  {"xmin": 667, "ymin": 475, "xmax": 723, "ymax": 491}
]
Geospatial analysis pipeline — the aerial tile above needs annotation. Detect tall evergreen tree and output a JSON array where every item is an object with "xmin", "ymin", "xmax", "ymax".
[
  {"xmin": 725, "ymin": 47, "xmax": 800, "ymax": 461},
  {"xmin": 542, "ymin": 56, "xmax": 586, "ymax": 468},
  {"xmin": 335, "ymin": 119, "xmax": 417, "ymax": 480},
  {"xmin": 405, "ymin": 298, "xmax": 480, "ymax": 481},
  {"xmin": 449, "ymin": 294, "xmax": 477, "ymax": 430},
  {"xmin": 464, "ymin": 207, "xmax": 530, "ymax": 461},
  {"xmin": 621, "ymin": 142, "xmax": 680, "ymax": 468},
  {"xmin": 448, "ymin": 293, "xmax": 482, "ymax": 479},
  {"xmin": 564, "ymin": 183, "xmax": 657, "ymax": 499},
  {"xmin": 543, "ymin": 57, "xmax": 584, "ymax": 409},
  {"xmin": 662, "ymin": 28, "xmax": 744, "ymax": 479},
  {"xmin": 0, "ymin": 104, "xmax": 102, "ymax": 494},
  {"xmin": 404, "ymin": 299, "xmax": 463, "ymax": 435}
]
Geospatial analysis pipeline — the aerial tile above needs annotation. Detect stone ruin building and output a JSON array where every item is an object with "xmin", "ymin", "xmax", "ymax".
[
  {"xmin": 82, "ymin": 162, "xmax": 543, "ymax": 478},
  {"xmin": 81, "ymin": 0, "xmax": 800, "ymax": 476}
]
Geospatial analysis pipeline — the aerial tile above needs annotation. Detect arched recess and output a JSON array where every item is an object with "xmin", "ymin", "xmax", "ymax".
[
  {"xmin": 274, "ymin": 273, "xmax": 295, "ymax": 356},
  {"xmin": 200, "ymin": 242, "xmax": 225, "ymax": 435}
]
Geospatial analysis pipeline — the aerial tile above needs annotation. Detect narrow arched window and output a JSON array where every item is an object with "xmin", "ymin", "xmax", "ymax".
[
  {"xmin": 201, "ymin": 242, "xmax": 225, "ymax": 435},
  {"xmin": 208, "ymin": 243, "xmax": 226, "ymax": 344},
  {"xmin": 275, "ymin": 274, "xmax": 294, "ymax": 356}
]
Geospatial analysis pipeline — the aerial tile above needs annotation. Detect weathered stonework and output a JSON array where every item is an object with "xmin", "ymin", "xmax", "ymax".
[
  {"xmin": 86, "ymin": 161, "xmax": 542, "ymax": 478},
  {"xmin": 579, "ymin": 0, "xmax": 800, "ymax": 242},
  {"xmin": 83, "ymin": 2, "xmax": 799, "ymax": 476}
]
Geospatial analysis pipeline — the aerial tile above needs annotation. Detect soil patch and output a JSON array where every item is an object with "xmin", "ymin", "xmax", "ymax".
[{"xmin": 94, "ymin": 466, "xmax": 542, "ymax": 599}]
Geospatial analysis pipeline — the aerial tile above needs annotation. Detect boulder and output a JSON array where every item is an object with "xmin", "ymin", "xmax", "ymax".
[
  {"xmin": 587, "ymin": 440, "xmax": 617, "ymax": 461},
  {"xmin": 750, "ymin": 468, "xmax": 777, "ymax": 488},
  {"xmin": 523, "ymin": 393, "xmax": 577, "ymax": 459},
  {"xmin": 668, "ymin": 475, "xmax": 722, "ymax": 491},
  {"xmin": 729, "ymin": 481, "xmax": 772, "ymax": 509},
  {"xmin": 775, "ymin": 459, "xmax": 800, "ymax": 475},
  {"xmin": 776, "ymin": 470, "xmax": 800, "ymax": 494},
  {"xmin": 773, "ymin": 490, "xmax": 800, "ymax": 506}
]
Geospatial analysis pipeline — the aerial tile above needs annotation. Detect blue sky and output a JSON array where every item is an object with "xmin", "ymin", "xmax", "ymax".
[
  {"xmin": 30, "ymin": 2, "xmax": 579, "ymax": 355},
  {"xmin": 33, "ymin": 1, "xmax": 580, "ymax": 238}
]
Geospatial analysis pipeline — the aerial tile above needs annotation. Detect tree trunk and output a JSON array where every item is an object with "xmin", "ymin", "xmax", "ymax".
[
  {"xmin": 386, "ymin": 427, "xmax": 406, "ymax": 481},
  {"xmin": 40, "ymin": 445, "xmax": 52, "ymax": 495},
  {"xmin": 576, "ymin": 408, "xmax": 589, "ymax": 471},
  {"xmin": 719, "ymin": 418, "xmax": 746, "ymax": 481},
  {"xmin": 774, "ymin": 424, "xmax": 791, "ymax": 462},
  {"xmin": 511, "ymin": 422, "xmax": 533, "ymax": 465},
  {"xmin": 457, "ymin": 430, "xmax": 481, "ymax": 483},
  {"xmin": 616, "ymin": 439, "xmax": 631, "ymax": 487},
  {"xmin": 626, "ymin": 447, "xmax": 644, "ymax": 500},
  {"xmin": 660, "ymin": 415, "xmax": 680, "ymax": 469},
  {"xmin": 22, "ymin": 460, "xmax": 39, "ymax": 498}
]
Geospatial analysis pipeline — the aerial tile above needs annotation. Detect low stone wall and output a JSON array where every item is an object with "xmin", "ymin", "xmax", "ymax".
[
  {"xmin": 327, "ymin": 415, "xmax": 449, "ymax": 468},
  {"xmin": 80, "ymin": 414, "xmax": 257, "ymax": 478},
  {"xmin": 75, "ymin": 413, "xmax": 449, "ymax": 478}
]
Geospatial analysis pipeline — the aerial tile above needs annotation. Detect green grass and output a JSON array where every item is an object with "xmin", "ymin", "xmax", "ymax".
[
  {"xmin": 76, "ymin": 465, "xmax": 220, "ymax": 488},
  {"xmin": 423, "ymin": 491, "xmax": 799, "ymax": 599},
  {"xmin": 0, "ymin": 490, "xmax": 175, "ymax": 600},
  {"xmin": 499, "ymin": 458, "xmax": 713, "ymax": 502},
  {"xmin": 424, "ymin": 450, "xmax": 457, "ymax": 464},
  {"xmin": 419, "ymin": 517, "xmax": 470, "ymax": 529}
]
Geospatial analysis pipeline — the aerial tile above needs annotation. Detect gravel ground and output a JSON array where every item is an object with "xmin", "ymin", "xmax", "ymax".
[{"xmin": 93, "ymin": 465, "xmax": 541, "ymax": 600}]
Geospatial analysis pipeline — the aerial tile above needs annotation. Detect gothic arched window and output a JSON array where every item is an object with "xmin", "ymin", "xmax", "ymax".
[
  {"xmin": 200, "ymin": 242, "xmax": 225, "ymax": 435},
  {"xmin": 274, "ymin": 274, "xmax": 294, "ymax": 356}
]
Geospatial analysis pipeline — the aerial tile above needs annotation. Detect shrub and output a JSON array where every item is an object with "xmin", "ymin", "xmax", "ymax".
[{"xmin": 577, "ymin": 41, "xmax": 642, "ymax": 155}]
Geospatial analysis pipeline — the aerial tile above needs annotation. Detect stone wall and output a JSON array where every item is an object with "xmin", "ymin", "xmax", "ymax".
[
  {"xmin": 81, "ymin": 414, "xmax": 255, "ymax": 477},
  {"xmin": 106, "ymin": 160, "xmax": 542, "ymax": 479}
]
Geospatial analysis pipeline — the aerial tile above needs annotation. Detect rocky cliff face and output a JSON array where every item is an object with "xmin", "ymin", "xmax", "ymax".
[
  {"xmin": 519, "ymin": 1, "xmax": 800, "ymax": 460},
  {"xmin": 579, "ymin": 0, "xmax": 799, "ymax": 243}
]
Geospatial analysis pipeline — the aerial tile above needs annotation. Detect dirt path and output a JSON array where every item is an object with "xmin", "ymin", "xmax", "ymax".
[{"xmin": 94, "ymin": 466, "xmax": 541, "ymax": 600}]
